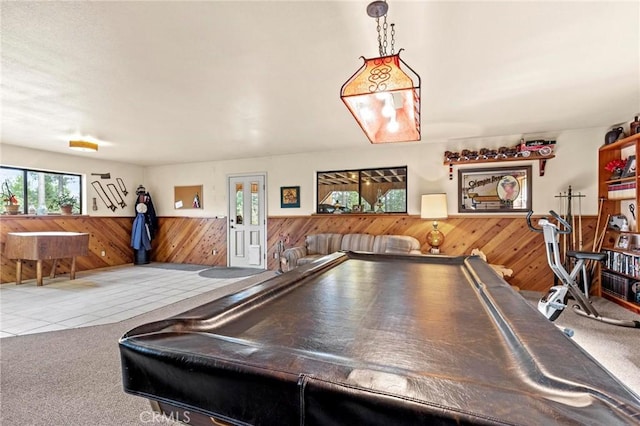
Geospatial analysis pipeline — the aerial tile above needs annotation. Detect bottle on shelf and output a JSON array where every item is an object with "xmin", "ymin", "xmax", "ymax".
[{"xmin": 630, "ymin": 115, "xmax": 640, "ymax": 136}]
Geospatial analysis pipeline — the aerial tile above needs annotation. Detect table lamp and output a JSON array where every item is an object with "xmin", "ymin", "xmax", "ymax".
[{"xmin": 421, "ymin": 193, "xmax": 448, "ymax": 254}]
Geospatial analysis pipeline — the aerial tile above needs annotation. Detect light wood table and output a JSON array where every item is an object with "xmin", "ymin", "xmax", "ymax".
[{"xmin": 5, "ymin": 232, "xmax": 90, "ymax": 286}]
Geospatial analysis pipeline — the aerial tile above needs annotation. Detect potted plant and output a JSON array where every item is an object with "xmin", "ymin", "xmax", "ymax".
[
  {"xmin": 49, "ymin": 192, "xmax": 78, "ymax": 215},
  {"xmin": 2, "ymin": 181, "xmax": 20, "ymax": 215}
]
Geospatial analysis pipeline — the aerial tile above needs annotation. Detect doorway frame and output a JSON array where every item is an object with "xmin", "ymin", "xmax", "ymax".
[{"xmin": 226, "ymin": 172, "xmax": 268, "ymax": 268}]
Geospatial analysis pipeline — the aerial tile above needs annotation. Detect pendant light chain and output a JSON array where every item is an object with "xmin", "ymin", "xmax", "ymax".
[
  {"xmin": 376, "ymin": 17, "xmax": 383, "ymax": 56},
  {"xmin": 390, "ymin": 23, "xmax": 395, "ymax": 55},
  {"xmin": 381, "ymin": 15, "xmax": 388, "ymax": 56},
  {"xmin": 373, "ymin": 7, "xmax": 394, "ymax": 56}
]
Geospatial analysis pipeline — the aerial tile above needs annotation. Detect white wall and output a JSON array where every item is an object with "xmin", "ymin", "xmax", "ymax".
[
  {"xmin": 144, "ymin": 126, "xmax": 606, "ymax": 217},
  {"xmin": 1, "ymin": 126, "xmax": 606, "ymax": 218},
  {"xmin": 0, "ymin": 144, "xmax": 144, "ymax": 216}
]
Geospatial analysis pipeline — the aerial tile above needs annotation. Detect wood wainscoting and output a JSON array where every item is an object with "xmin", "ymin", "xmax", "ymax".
[
  {"xmin": 153, "ymin": 216, "xmax": 228, "ymax": 265},
  {"xmin": 2, "ymin": 214, "xmax": 599, "ymax": 294},
  {"xmin": 0, "ymin": 216, "xmax": 230, "ymax": 284},
  {"xmin": 0, "ymin": 215, "xmax": 134, "ymax": 284},
  {"xmin": 266, "ymin": 214, "xmax": 599, "ymax": 294}
]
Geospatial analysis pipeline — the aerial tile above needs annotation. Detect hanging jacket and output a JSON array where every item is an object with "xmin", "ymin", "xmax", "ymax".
[
  {"xmin": 131, "ymin": 212, "xmax": 152, "ymax": 250},
  {"xmin": 143, "ymin": 192, "xmax": 158, "ymax": 240}
]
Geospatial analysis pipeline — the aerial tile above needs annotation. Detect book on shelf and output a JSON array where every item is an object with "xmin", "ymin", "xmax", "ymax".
[
  {"xmin": 601, "ymin": 249, "xmax": 640, "ymax": 303},
  {"xmin": 601, "ymin": 271, "xmax": 632, "ymax": 300},
  {"xmin": 607, "ymin": 182, "xmax": 637, "ymax": 200},
  {"xmin": 602, "ymin": 249, "xmax": 640, "ymax": 277}
]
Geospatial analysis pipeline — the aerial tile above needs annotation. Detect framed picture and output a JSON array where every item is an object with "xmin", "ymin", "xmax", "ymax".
[
  {"xmin": 622, "ymin": 155, "xmax": 636, "ymax": 178},
  {"xmin": 615, "ymin": 234, "xmax": 630, "ymax": 250},
  {"xmin": 280, "ymin": 186, "xmax": 300, "ymax": 208},
  {"xmin": 458, "ymin": 166, "xmax": 532, "ymax": 213}
]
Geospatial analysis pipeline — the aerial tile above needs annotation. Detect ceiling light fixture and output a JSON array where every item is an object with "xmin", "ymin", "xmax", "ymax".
[
  {"xmin": 69, "ymin": 140, "xmax": 98, "ymax": 152},
  {"xmin": 340, "ymin": 0, "xmax": 421, "ymax": 144}
]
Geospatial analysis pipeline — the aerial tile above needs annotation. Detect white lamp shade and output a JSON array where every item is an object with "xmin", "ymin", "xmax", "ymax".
[{"xmin": 421, "ymin": 193, "xmax": 448, "ymax": 219}]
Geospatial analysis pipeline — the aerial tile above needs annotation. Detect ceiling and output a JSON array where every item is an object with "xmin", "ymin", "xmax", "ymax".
[{"xmin": 1, "ymin": 1, "xmax": 638, "ymax": 167}]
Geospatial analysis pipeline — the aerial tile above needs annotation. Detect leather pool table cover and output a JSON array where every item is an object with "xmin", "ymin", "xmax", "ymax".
[{"xmin": 119, "ymin": 252, "xmax": 640, "ymax": 425}]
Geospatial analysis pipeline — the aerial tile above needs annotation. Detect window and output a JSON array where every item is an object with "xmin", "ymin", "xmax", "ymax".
[
  {"xmin": 316, "ymin": 166, "xmax": 407, "ymax": 213},
  {"xmin": 1, "ymin": 166, "xmax": 82, "ymax": 215}
]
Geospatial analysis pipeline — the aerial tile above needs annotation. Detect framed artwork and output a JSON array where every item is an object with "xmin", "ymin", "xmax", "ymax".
[
  {"xmin": 280, "ymin": 186, "xmax": 300, "ymax": 208},
  {"xmin": 615, "ymin": 234, "xmax": 630, "ymax": 250},
  {"xmin": 622, "ymin": 155, "xmax": 636, "ymax": 178},
  {"xmin": 458, "ymin": 166, "xmax": 532, "ymax": 213}
]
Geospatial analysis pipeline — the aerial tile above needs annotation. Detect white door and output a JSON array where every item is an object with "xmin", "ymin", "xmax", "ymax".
[{"xmin": 228, "ymin": 174, "xmax": 266, "ymax": 268}]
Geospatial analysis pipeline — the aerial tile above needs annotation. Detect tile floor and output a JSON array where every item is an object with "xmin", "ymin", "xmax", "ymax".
[{"xmin": 0, "ymin": 264, "xmax": 253, "ymax": 338}]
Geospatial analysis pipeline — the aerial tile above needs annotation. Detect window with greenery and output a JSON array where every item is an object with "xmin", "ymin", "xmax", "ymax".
[
  {"xmin": 1, "ymin": 166, "xmax": 82, "ymax": 215},
  {"xmin": 316, "ymin": 166, "xmax": 407, "ymax": 213}
]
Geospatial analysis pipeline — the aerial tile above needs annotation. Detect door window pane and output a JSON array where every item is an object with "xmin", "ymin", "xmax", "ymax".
[
  {"xmin": 235, "ymin": 183, "xmax": 243, "ymax": 224},
  {"xmin": 250, "ymin": 182, "xmax": 260, "ymax": 225}
]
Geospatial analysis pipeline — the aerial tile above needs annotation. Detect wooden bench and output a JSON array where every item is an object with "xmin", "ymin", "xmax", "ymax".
[{"xmin": 5, "ymin": 232, "xmax": 90, "ymax": 286}]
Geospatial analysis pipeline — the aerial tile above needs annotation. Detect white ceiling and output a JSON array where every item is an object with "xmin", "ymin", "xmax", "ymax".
[{"xmin": 1, "ymin": 1, "xmax": 639, "ymax": 167}]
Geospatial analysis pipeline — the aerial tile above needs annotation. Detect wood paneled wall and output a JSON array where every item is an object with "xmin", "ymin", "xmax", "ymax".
[
  {"xmin": 0, "ymin": 216, "xmax": 133, "ymax": 284},
  {"xmin": 152, "ymin": 217, "xmax": 227, "ymax": 265},
  {"xmin": 265, "ymin": 214, "xmax": 599, "ymax": 293},
  {"xmin": 1, "ymin": 214, "xmax": 600, "ymax": 294}
]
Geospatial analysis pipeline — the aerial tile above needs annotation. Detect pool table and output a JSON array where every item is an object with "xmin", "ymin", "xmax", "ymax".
[{"xmin": 119, "ymin": 251, "xmax": 640, "ymax": 425}]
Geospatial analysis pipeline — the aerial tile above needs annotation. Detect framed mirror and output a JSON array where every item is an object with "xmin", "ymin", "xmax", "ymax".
[{"xmin": 458, "ymin": 166, "xmax": 531, "ymax": 213}]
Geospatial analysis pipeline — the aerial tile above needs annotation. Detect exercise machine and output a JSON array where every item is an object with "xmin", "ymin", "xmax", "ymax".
[{"xmin": 527, "ymin": 210, "xmax": 640, "ymax": 328}]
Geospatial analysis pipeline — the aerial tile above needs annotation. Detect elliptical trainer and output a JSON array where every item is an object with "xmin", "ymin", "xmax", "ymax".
[{"xmin": 526, "ymin": 210, "xmax": 640, "ymax": 328}]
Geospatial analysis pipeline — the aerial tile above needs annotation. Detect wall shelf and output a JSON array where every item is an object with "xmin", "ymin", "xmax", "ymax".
[
  {"xmin": 601, "ymin": 241, "xmax": 640, "ymax": 314},
  {"xmin": 598, "ymin": 132, "xmax": 640, "ymax": 314},
  {"xmin": 444, "ymin": 154, "xmax": 554, "ymax": 176}
]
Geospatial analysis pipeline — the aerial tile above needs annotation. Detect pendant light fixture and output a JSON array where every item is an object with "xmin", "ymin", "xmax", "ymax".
[{"xmin": 341, "ymin": 0, "xmax": 421, "ymax": 144}]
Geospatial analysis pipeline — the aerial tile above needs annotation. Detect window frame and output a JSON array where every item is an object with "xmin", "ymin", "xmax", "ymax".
[
  {"xmin": 1, "ymin": 166, "xmax": 83, "ymax": 215},
  {"xmin": 316, "ymin": 166, "xmax": 408, "ymax": 214}
]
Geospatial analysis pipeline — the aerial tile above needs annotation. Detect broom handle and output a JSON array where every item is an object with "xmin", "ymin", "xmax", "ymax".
[{"xmin": 593, "ymin": 198, "xmax": 604, "ymax": 251}]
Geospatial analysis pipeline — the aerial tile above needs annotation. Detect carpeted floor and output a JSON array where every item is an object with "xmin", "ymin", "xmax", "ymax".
[
  {"xmin": 1, "ymin": 279, "xmax": 638, "ymax": 425},
  {"xmin": 0, "ymin": 271, "xmax": 276, "ymax": 426},
  {"xmin": 137, "ymin": 262, "xmax": 209, "ymax": 271},
  {"xmin": 137, "ymin": 262, "xmax": 265, "ymax": 278},
  {"xmin": 198, "ymin": 267, "xmax": 264, "ymax": 279},
  {"xmin": 520, "ymin": 290, "xmax": 640, "ymax": 394}
]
